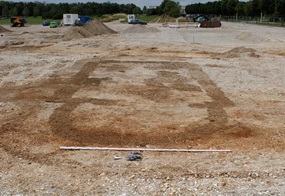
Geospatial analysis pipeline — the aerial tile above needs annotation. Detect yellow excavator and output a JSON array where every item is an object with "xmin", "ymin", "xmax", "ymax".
[{"xmin": 10, "ymin": 16, "xmax": 27, "ymax": 27}]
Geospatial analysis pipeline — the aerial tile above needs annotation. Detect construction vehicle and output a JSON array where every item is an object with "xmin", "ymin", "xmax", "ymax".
[
  {"xmin": 193, "ymin": 15, "xmax": 221, "ymax": 28},
  {"xmin": 199, "ymin": 17, "xmax": 221, "ymax": 28},
  {"xmin": 10, "ymin": 16, "xmax": 27, "ymax": 27}
]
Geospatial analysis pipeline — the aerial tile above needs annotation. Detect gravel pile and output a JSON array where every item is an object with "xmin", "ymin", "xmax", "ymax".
[
  {"xmin": 0, "ymin": 25, "xmax": 10, "ymax": 33},
  {"xmin": 63, "ymin": 19, "xmax": 116, "ymax": 40}
]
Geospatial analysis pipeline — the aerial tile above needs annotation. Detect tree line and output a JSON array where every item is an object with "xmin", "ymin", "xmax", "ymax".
[
  {"xmin": 0, "ymin": 0, "xmax": 181, "ymax": 19},
  {"xmin": 142, "ymin": 0, "xmax": 181, "ymax": 18},
  {"xmin": 185, "ymin": 0, "xmax": 285, "ymax": 17},
  {"xmin": 1, "ymin": 0, "xmax": 284, "ymax": 19},
  {"xmin": 0, "ymin": 1, "xmax": 142, "ymax": 19}
]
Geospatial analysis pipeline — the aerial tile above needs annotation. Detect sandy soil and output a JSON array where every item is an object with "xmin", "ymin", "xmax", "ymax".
[{"xmin": 0, "ymin": 21, "xmax": 285, "ymax": 194}]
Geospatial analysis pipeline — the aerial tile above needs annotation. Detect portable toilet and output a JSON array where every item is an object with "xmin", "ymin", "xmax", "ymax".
[{"xmin": 63, "ymin": 14, "xmax": 78, "ymax": 26}]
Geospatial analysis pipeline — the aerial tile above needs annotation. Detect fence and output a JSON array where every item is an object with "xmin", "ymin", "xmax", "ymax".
[{"xmin": 221, "ymin": 15, "xmax": 284, "ymax": 27}]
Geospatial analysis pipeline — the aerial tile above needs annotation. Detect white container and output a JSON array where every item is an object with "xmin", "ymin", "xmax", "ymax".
[
  {"xmin": 127, "ymin": 14, "xmax": 135, "ymax": 23},
  {"xmin": 63, "ymin": 14, "xmax": 78, "ymax": 26}
]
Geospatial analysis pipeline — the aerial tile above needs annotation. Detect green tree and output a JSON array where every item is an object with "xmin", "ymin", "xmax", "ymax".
[
  {"xmin": 142, "ymin": 6, "xmax": 147, "ymax": 15},
  {"xmin": 22, "ymin": 6, "xmax": 30, "ymax": 16},
  {"xmin": 81, "ymin": 4, "xmax": 93, "ymax": 15},
  {"xmin": 185, "ymin": 3, "xmax": 204, "ymax": 14},
  {"xmin": 227, "ymin": 0, "xmax": 238, "ymax": 15},
  {"xmin": 185, "ymin": 5, "xmax": 191, "ymax": 14},
  {"xmin": 158, "ymin": 0, "xmax": 170, "ymax": 15},
  {"xmin": 2, "ymin": 4, "xmax": 9, "ymax": 16},
  {"xmin": 158, "ymin": 0, "xmax": 181, "ymax": 17},
  {"xmin": 10, "ymin": 6, "xmax": 18, "ymax": 16},
  {"xmin": 244, "ymin": 1, "xmax": 254, "ymax": 16},
  {"xmin": 133, "ymin": 7, "xmax": 141, "ymax": 15},
  {"xmin": 259, "ymin": 0, "xmax": 275, "ymax": 15},
  {"xmin": 275, "ymin": 0, "xmax": 285, "ymax": 16},
  {"xmin": 70, "ymin": 5, "xmax": 80, "ymax": 14},
  {"xmin": 46, "ymin": 5, "xmax": 62, "ymax": 19},
  {"xmin": 164, "ymin": 1, "xmax": 181, "ymax": 17},
  {"xmin": 146, "ymin": 8, "xmax": 158, "ymax": 16},
  {"xmin": 221, "ymin": 0, "xmax": 229, "ymax": 15},
  {"xmin": 33, "ymin": 5, "xmax": 40, "ymax": 17},
  {"xmin": 252, "ymin": 0, "xmax": 261, "ymax": 16},
  {"xmin": 235, "ymin": 2, "xmax": 245, "ymax": 15},
  {"xmin": 0, "ymin": 1, "xmax": 155, "ymax": 18}
]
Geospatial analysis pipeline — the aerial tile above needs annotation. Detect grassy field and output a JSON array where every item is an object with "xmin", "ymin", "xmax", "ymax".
[
  {"xmin": 136, "ymin": 15, "xmax": 158, "ymax": 22},
  {"xmin": 0, "ymin": 17, "xmax": 54, "ymax": 25},
  {"xmin": 0, "ymin": 15, "xmax": 159, "ymax": 25},
  {"xmin": 98, "ymin": 14, "xmax": 159, "ymax": 23},
  {"xmin": 99, "ymin": 14, "xmax": 126, "ymax": 22},
  {"xmin": 0, "ymin": 18, "xmax": 12, "ymax": 25}
]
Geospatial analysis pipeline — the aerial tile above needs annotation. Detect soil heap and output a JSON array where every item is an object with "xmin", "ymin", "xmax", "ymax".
[
  {"xmin": 122, "ymin": 25, "xmax": 160, "ymax": 34},
  {"xmin": 63, "ymin": 18, "xmax": 116, "ymax": 40},
  {"xmin": 217, "ymin": 47, "xmax": 258, "ymax": 58},
  {"xmin": 0, "ymin": 25, "xmax": 10, "ymax": 33},
  {"xmin": 236, "ymin": 32, "xmax": 252, "ymax": 40}
]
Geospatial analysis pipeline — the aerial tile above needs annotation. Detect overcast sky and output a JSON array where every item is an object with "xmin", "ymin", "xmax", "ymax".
[{"xmin": 4, "ymin": 0, "xmax": 223, "ymax": 8}]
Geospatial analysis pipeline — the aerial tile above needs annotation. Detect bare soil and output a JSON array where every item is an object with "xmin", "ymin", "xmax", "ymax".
[{"xmin": 0, "ymin": 21, "xmax": 285, "ymax": 194}]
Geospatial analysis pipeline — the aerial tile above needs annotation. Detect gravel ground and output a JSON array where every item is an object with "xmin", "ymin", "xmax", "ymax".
[{"xmin": 0, "ymin": 21, "xmax": 285, "ymax": 194}]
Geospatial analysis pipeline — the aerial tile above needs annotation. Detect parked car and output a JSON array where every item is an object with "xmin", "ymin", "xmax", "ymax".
[
  {"xmin": 42, "ymin": 21, "xmax": 50, "ymax": 26},
  {"xmin": 128, "ymin": 19, "xmax": 147, "ymax": 25},
  {"xmin": 50, "ymin": 20, "xmax": 60, "ymax": 28}
]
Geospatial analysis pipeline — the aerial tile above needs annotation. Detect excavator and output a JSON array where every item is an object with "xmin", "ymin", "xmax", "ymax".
[{"xmin": 10, "ymin": 16, "xmax": 27, "ymax": 27}]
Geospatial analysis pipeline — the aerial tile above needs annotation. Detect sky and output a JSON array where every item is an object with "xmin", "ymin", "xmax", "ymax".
[{"xmin": 4, "ymin": 0, "xmax": 221, "ymax": 8}]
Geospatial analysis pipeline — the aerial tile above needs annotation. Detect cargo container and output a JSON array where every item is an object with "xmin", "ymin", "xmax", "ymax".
[
  {"xmin": 63, "ymin": 14, "xmax": 78, "ymax": 26},
  {"xmin": 78, "ymin": 16, "xmax": 91, "ymax": 25}
]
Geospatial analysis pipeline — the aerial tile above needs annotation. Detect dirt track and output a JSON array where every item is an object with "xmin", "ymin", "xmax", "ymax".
[{"xmin": 0, "ymin": 21, "xmax": 285, "ymax": 194}]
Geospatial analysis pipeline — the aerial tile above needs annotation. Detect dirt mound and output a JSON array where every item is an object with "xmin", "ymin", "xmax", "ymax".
[
  {"xmin": 63, "ymin": 19, "xmax": 116, "ymax": 40},
  {"xmin": 236, "ymin": 32, "xmax": 252, "ymax": 40},
  {"xmin": 122, "ymin": 25, "xmax": 160, "ymax": 34},
  {"xmin": 63, "ymin": 27, "xmax": 94, "ymax": 40},
  {"xmin": 216, "ymin": 47, "xmax": 259, "ymax": 58},
  {"xmin": 0, "ymin": 25, "xmax": 10, "ymax": 33}
]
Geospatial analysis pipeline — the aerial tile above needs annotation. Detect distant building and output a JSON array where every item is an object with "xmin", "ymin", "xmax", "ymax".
[{"xmin": 147, "ymin": 6, "xmax": 158, "ymax": 9}]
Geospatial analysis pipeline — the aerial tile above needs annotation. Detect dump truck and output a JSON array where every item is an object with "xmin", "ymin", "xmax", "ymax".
[{"xmin": 10, "ymin": 16, "xmax": 27, "ymax": 27}]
